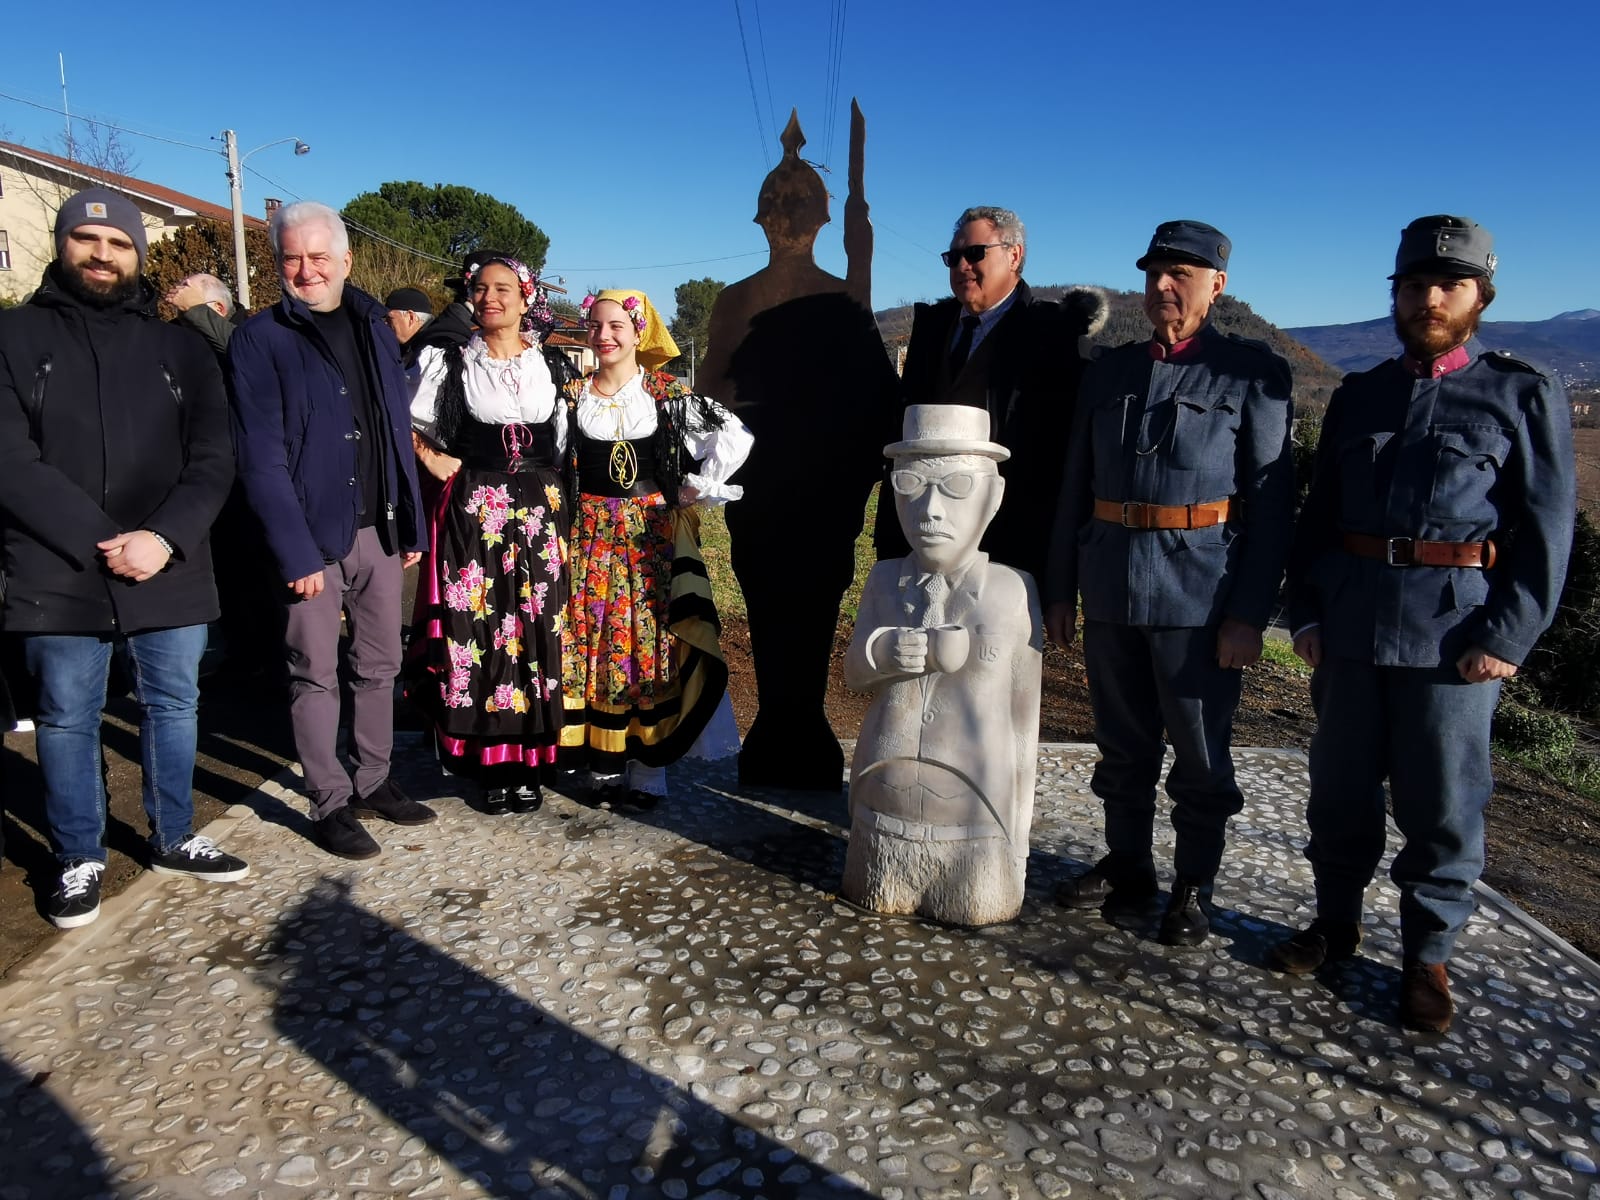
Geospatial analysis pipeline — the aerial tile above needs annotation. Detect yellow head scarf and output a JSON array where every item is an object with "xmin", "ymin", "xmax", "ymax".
[{"xmin": 591, "ymin": 288, "xmax": 680, "ymax": 372}]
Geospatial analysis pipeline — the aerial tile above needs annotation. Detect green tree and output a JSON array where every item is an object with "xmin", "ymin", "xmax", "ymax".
[
  {"xmin": 668, "ymin": 277, "xmax": 725, "ymax": 379},
  {"xmin": 145, "ymin": 218, "xmax": 279, "ymax": 314},
  {"xmin": 341, "ymin": 182, "xmax": 550, "ymax": 270}
]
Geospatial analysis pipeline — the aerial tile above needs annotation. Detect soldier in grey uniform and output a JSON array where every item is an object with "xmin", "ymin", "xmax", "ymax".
[
  {"xmin": 1045, "ymin": 220, "xmax": 1295, "ymax": 946},
  {"xmin": 1270, "ymin": 215, "xmax": 1575, "ymax": 1033}
]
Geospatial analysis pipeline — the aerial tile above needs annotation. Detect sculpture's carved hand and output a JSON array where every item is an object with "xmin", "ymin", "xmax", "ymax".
[{"xmin": 885, "ymin": 628, "xmax": 929, "ymax": 674}]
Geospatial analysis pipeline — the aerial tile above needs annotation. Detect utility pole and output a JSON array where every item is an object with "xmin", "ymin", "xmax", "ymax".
[
  {"xmin": 688, "ymin": 335, "xmax": 695, "ymax": 389},
  {"xmin": 224, "ymin": 130, "xmax": 249, "ymax": 308},
  {"xmin": 221, "ymin": 132, "xmax": 308, "ymax": 310}
]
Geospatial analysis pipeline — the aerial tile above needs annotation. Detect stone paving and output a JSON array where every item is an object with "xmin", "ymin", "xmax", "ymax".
[{"xmin": 2, "ymin": 740, "xmax": 1599, "ymax": 1200}]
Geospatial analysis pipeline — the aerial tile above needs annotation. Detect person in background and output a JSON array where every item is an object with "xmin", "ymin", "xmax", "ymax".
[{"xmin": 384, "ymin": 286, "xmax": 435, "ymax": 368}]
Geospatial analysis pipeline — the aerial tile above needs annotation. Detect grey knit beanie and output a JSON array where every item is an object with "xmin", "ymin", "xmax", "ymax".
[{"xmin": 54, "ymin": 187, "xmax": 148, "ymax": 269}]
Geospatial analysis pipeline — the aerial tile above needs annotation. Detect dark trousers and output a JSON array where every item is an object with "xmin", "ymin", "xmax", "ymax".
[
  {"xmin": 1082, "ymin": 620, "xmax": 1244, "ymax": 881},
  {"xmin": 1305, "ymin": 655, "xmax": 1499, "ymax": 963},
  {"xmin": 282, "ymin": 526, "xmax": 403, "ymax": 817}
]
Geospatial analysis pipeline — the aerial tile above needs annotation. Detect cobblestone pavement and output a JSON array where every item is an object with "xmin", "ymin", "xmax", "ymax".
[{"xmin": 2, "ymin": 742, "xmax": 1598, "ymax": 1200}]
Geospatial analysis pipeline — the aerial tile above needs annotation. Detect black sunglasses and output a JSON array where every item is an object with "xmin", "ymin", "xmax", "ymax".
[{"xmin": 940, "ymin": 243, "xmax": 1007, "ymax": 267}]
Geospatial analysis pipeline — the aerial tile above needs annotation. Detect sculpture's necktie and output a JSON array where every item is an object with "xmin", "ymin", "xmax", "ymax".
[
  {"xmin": 948, "ymin": 314, "xmax": 980, "ymax": 378},
  {"xmin": 919, "ymin": 572, "xmax": 949, "ymax": 629}
]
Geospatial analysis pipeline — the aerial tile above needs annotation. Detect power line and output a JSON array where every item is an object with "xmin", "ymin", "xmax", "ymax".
[
  {"xmin": 546, "ymin": 251, "xmax": 766, "ymax": 273},
  {"xmin": 731, "ymin": 0, "xmax": 772, "ymax": 169},
  {"xmin": 244, "ymin": 163, "xmax": 461, "ymax": 269},
  {"xmin": 752, "ymin": 0, "xmax": 780, "ymax": 145},
  {"xmin": 821, "ymin": 0, "xmax": 848, "ymax": 167},
  {"xmin": 0, "ymin": 88, "xmax": 214, "ymax": 154}
]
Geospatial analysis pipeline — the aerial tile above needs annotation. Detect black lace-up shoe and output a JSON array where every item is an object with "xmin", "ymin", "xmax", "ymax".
[
  {"xmin": 1054, "ymin": 853, "xmax": 1158, "ymax": 911},
  {"xmin": 350, "ymin": 779, "xmax": 436, "ymax": 826},
  {"xmin": 1157, "ymin": 879, "xmax": 1212, "ymax": 946},
  {"xmin": 150, "ymin": 835, "xmax": 250, "ymax": 881},
  {"xmin": 314, "ymin": 807, "xmax": 382, "ymax": 860},
  {"xmin": 48, "ymin": 859, "xmax": 105, "ymax": 928}
]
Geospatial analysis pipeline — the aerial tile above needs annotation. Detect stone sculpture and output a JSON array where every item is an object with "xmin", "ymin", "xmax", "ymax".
[
  {"xmin": 842, "ymin": 405, "xmax": 1043, "ymax": 925},
  {"xmin": 701, "ymin": 103, "xmax": 900, "ymax": 792}
]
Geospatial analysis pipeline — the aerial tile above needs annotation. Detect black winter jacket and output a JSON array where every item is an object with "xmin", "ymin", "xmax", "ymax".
[{"xmin": 0, "ymin": 265, "xmax": 234, "ymax": 634}]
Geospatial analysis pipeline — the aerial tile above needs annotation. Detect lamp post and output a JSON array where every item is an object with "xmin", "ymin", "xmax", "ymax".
[{"xmin": 223, "ymin": 130, "xmax": 309, "ymax": 309}]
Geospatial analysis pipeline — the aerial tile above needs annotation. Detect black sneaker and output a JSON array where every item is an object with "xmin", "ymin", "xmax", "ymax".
[
  {"xmin": 313, "ymin": 806, "xmax": 382, "ymax": 860},
  {"xmin": 150, "ymin": 835, "xmax": 251, "ymax": 881},
  {"xmin": 48, "ymin": 859, "xmax": 106, "ymax": 929},
  {"xmin": 350, "ymin": 779, "xmax": 437, "ymax": 826}
]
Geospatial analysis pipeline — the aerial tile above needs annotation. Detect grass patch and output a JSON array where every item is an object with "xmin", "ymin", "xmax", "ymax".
[{"xmin": 1259, "ymin": 637, "xmax": 1311, "ymax": 675}]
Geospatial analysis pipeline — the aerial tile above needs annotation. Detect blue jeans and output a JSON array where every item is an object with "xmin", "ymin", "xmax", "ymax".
[{"xmin": 23, "ymin": 625, "xmax": 208, "ymax": 863}]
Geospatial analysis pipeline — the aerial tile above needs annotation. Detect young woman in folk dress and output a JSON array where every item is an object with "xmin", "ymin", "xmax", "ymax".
[
  {"xmin": 407, "ymin": 255, "xmax": 578, "ymax": 815},
  {"xmin": 562, "ymin": 289, "xmax": 751, "ymax": 808}
]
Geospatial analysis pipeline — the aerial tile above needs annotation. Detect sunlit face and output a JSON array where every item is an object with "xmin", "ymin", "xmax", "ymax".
[
  {"xmin": 1393, "ymin": 274, "xmax": 1485, "ymax": 359},
  {"xmin": 278, "ymin": 220, "xmax": 351, "ymax": 312},
  {"xmin": 947, "ymin": 219, "xmax": 1023, "ymax": 315},
  {"xmin": 61, "ymin": 224, "xmax": 139, "ymax": 306},
  {"xmin": 1142, "ymin": 259, "xmax": 1226, "ymax": 344},
  {"xmin": 471, "ymin": 263, "xmax": 529, "ymax": 335},
  {"xmin": 890, "ymin": 453, "xmax": 1004, "ymax": 573},
  {"xmin": 586, "ymin": 299, "xmax": 640, "ymax": 369}
]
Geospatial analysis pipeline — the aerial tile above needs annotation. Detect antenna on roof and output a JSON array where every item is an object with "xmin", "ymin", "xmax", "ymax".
[{"xmin": 58, "ymin": 53, "xmax": 72, "ymax": 161}]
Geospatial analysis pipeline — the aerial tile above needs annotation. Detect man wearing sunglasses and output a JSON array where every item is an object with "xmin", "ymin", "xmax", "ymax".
[
  {"xmin": 878, "ymin": 207, "xmax": 1107, "ymax": 585},
  {"xmin": 1044, "ymin": 220, "xmax": 1295, "ymax": 948}
]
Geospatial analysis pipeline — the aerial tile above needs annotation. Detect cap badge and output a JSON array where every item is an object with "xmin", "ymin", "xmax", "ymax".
[{"xmin": 86, "ymin": 201, "xmax": 107, "ymax": 219}]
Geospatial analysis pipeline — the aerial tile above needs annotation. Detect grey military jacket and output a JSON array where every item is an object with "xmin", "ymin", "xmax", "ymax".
[
  {"xmin": 1046, "ymin": 325, "xmax": 1295, "ymax": 629},
  {"xmin": 1288, "ymin": 342, "xmax": 1575, "ymax": 668}
]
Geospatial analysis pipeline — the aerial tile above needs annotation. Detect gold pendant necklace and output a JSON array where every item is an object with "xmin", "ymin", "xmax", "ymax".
[{"xmin": 608, "ymin": 439, "xmax": 638, "ymax": 489}]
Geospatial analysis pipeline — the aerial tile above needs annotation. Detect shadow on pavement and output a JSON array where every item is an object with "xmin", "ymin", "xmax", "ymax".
[
  {"xmin": 265, "ymin": 877, "xmax": 875, "ymax": 1198},
  {"xmin": 0, "ymin": 1054, "xmax": 125, "ymax": 1198}
]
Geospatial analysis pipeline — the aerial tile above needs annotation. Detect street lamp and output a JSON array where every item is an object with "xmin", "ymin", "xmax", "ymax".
[{"xmin": 222, "ymin": 130, "xmax": 309, "ymax": 308}]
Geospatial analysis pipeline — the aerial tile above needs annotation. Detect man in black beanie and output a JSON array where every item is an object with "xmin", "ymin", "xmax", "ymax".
[{"xmin": 0, "ymin": 187, "xmax": 250, "ymax": 928}]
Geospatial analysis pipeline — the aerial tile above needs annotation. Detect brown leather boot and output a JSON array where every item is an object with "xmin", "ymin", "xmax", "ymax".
[{"xmin": 1399, "ymin": 960, "xmax": 1453, "ymax": 1033}]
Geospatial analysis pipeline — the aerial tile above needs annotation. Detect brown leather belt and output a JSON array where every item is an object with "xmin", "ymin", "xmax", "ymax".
[
  {"xmin": 1342, "ymin": 532, "xmax": 1497, "ymax": 568},
  {"xmin": 1093, "ymin": 498, "xmax": 1231, "ymax": 530}
]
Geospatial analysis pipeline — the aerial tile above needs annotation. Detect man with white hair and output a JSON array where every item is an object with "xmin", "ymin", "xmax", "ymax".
[
  {"xmin": 382, "ymin": 286, "xmax": 435, "ymax": 368},
  {"xmin": 228, "ymin": 201, "xmax": 431, "ymax": 860}
]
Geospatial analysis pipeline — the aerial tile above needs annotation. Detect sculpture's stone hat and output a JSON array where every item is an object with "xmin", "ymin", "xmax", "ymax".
[
  {"xmin": 884, "ymin": 404, "xmax": 1010, "ymax": 461},
  {"xmin": 1389, "ymin": 214, "xmax": 1496, "ymax": 280},
  {"xmin": 1135, "ymin": 219, "xmax": 1230, "ymax": 272}
]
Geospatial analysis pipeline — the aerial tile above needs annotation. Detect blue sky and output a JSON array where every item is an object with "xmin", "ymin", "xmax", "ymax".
[{"xmin": 1, "ymin": 1, "xmax": 1589, "ymax": 327}]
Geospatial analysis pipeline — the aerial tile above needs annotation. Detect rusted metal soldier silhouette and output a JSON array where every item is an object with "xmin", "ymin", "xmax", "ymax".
[{"xmin": 702, "ymin": 103, "xmax": 899, "ymax": 791}]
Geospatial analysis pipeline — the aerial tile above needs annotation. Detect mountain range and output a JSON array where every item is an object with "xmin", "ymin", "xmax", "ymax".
[{"xmin": 1287, "ymin": 310, "xmax": 1600, "ymax": 381}]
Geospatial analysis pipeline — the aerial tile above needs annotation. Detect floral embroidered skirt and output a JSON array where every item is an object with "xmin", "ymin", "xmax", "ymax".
[
  {"xmin": 406, "ymin": 463, "xmax": 568, "ymax": 779},
  {"xmin": 560, "ymin": 491, "xmax": 728, "ymax": 774}
]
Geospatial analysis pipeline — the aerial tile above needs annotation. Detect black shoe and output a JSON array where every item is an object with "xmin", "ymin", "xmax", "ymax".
[
  {"xmin": 479, "ymin": 787, "xmax": 515, "ymax": 816},
  {"xmin": 1266, "ymin": 918, "xmax": 1362, "ymax": 975},
  {"xmin": 592, "ymin": 784, "xmax": 659, "ymax": 812},
  {"xmin": 150, "ymin": 835, "xmax": 250, "ymax": 881},
  {"xmin": 350, "ymin": 779, "xmax": 437, "ymax": 826},
  {"xmin": 313, "ymin": 807, "xmax": 382, "ymax": 860},
  {"xmin": 1055, "ymin": 853, "xmax": 1157, "ymax": 911},
  {"xmin": 1158, "ymin": 879, "xmax": 1212, "ymax": 946},
  {"xmin": 48, "ymin": 859, "xmax": 105, "ymax": 929},
  {"xmin": 510, "ymin": 785, "xmax": 543, "ymax": 813}
]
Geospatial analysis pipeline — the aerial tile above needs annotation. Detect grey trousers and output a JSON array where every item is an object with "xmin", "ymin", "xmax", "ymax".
[{"xmin": 283, "ymin": 526, "xmax": 403, "ymax": 817}]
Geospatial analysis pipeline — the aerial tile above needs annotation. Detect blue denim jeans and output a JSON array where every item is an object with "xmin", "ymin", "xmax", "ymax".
[{"xmin": 23, "ymin": 625, "xmax": 208, "ymax": 863}]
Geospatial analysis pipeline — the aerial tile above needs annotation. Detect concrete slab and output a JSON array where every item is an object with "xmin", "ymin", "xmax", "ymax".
[{"xmin": 2, "ymin": 742, "xmax": 1597, "ymax": 1199}]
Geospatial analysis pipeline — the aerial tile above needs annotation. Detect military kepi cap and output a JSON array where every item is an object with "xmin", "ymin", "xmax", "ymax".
[
  {"xmin": 1390, "ymin": 214, "xmax": 1496, "ymax": 280},
  {"xmin": 1136, "ymin": 220, "xmax": 1230, "ymax": 272}
]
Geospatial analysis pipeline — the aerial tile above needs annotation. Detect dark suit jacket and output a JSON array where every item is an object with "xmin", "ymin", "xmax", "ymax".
[{"xmin": 875, "ymin": 281, "xmax": 1104, "ymax": 584}]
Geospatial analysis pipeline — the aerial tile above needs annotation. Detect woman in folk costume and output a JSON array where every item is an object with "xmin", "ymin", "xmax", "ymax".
[
  {"xmin": 563, "ymin": 289, "xmax": 751, "ymax": 808},
  {"xmin": 407, "ymin": 253, "xmax": 579, "ymax": 815}
]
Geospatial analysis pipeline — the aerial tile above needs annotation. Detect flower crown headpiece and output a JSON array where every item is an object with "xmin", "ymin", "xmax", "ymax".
[
  {"xmin": 580, "ymin": 292, "xmax": 647, "ymax": 333},
  {"xmin": 469, "ymin": 254, "xmax": 554, "ymax": 336}
]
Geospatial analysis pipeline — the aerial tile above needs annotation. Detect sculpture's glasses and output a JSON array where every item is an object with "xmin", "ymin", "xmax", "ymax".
[
  {"xmin": 890, "ymin": 469, "xmax": 979, "ymax": 500},
  {"xmin": 939, "ymin": 243, "xmax": 1007, "ymax": 267}
]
